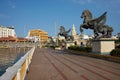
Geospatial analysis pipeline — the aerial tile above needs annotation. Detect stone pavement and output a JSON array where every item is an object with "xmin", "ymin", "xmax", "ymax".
[{"xmin": 25, "ymin": 48, "xmax": 120, "ymax": 80}]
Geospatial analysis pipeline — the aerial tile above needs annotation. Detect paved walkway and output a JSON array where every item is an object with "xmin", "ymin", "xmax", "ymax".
[{"xmin": 25, "ymin": 48, "xmax": 120, "ymax": 80}]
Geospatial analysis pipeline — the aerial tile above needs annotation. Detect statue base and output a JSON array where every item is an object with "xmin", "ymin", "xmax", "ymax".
[
  {"xmin": 65, "ymin": 41, "xmax": 75, "ymax": 49},
  {"xmin": 92, "ymin": 38, "xmax": 115, "ymax": 54}
]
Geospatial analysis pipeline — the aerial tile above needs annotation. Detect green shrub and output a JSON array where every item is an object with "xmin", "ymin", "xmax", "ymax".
[
  {"xmin": 68, "ymin": 46, "xmax": 92, "ymax": 52},
  {"xmin": 85, "ymin": 47, "xmax": 92, "ymax": 52},
  {"xmin": 49, "ymin": 45, "xmax": 55, "ymax": 49},
  {"xmin": 110, "ymin": 49, "xmax": 120, "ymax": 57}
]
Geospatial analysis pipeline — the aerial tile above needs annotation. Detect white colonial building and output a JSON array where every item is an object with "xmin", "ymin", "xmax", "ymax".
[
  {"xmin": 26, "ymin": 36, "xmax": 40, "ymax": 43},
  {"xmin": 71, "ymin": 24, "xmax": 78, "ymax": 40},
  {"xmin": 0, "ymin": 25, "xmax": 16, "ymax": 37},
  {"xmin": 71, "ymin": 24, "xmax": 93, "ymax": 46}
]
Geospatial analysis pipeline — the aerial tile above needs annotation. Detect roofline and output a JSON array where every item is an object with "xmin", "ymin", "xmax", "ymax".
[{"xmin": 0, "ymin": 25, "xmax": 14, "ymax": 29}]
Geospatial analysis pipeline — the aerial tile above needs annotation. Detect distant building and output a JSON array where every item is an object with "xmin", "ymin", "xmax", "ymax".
[
  {"xmin": 118, "ymin": 32, "xmax": 120, "ymax": 38},
  {"xmin": 79, "ymin": 34, "xmax": 93, "ymax": 40},
  {"xmin": 71, "ymin": 24, "xmax": 93, "ymax": 46},
  {"xmin": 76, "ymin": 34, "xmax": 92, "ymax": 47},
  {"xmin": 26, "ymin": 36, "xmax": 40, "ymax": 43},
  {"xmin": 71, "ymin": 24, "xmax": 77, "ymax": 41},
  {"xmin": 0, "ymin": 36, "xmax": 17, "ymax": 42},
  {"xmin": 28, "ymin": 29, "xmax": 48, "ymax": 44},
  {"xmin": 17, "ymin": 37, "xmax": 28, "ymax": 42},
  {"xmin": 111, "ymin": 32, "xmax": 120, "ymax": 39},
  {"xmin": 0, "ymin": 25, "xmax": 16, "ymax": 38},
  {"xmin": 71, "ymin": 24, "xmax": 76, "ymax": 36}
]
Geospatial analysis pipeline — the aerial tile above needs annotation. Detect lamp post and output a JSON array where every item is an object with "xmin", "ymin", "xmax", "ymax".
[
  {"xmin": 24, "ymin": 25, "xmax": 26, "ymax": 52},
  {"xmin": 56, "ymin": 19, "xmax": 58, "ymax": 46}
]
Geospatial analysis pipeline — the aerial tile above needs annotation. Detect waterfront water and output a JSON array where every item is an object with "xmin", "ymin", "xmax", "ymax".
[{"xmin": 0, "ymin": 48, "xmax": 30, "ymax": 76}]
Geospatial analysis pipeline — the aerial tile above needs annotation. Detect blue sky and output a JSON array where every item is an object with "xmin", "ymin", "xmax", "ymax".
[{"xmin": 0, "ymin": 0, "xmax": 120, "ymax": 37}]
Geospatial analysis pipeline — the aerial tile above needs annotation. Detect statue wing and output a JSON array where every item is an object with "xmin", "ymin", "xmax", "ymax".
[
  {"xmin": 66, "ymin": 29, "xmax": 71, "ymax": 33},
  {"xmin": 90, "ymin": 12, "xmax": 107, "ymax": 25}
]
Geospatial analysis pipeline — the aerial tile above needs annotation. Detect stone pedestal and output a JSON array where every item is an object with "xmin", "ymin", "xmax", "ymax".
[
  {"xmin": 92, "ymin": 38, "xmax": 115, "ymax": 54},
  {"xmin": 65, "ymin": 41, "xmax": 75, "ymax": 49}
]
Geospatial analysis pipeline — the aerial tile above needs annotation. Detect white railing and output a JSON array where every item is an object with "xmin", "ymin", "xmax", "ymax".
[{"xmin": 0, "ymin": 47, "xmax": 35, "ymax": 80}]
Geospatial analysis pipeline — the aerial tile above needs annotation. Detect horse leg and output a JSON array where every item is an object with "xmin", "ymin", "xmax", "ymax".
[
  {"xmin": 94, "ymin": 23, "xmax": 99, "ymax": 39},
  {"xmin": 80, "ymin": 24, "xmax": 84, "ymax": 33},
  {"xmin": 94, "ymin": 30, "xmax": 99, "ymax": 39},
  {"xmin": 107, "ymin": 32, "xmax": 111, "ymax": 38},
  {"xmin": 102, "ymin": 32, "xmax": 106, "ymax": 38},
  {"xmin": 102, "ymin": 28, "xmax": 110, "ymax": 38}
]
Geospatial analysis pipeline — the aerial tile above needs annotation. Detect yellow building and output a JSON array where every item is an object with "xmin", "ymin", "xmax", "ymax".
[{"xmin": 29, "ymin": 29, "xmax": 48, "ymax": 43}]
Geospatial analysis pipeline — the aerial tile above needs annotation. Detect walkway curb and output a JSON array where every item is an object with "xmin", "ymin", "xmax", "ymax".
[{"xmin": 65, "ymin": 50, "xmax": 120, "ymax": 63}]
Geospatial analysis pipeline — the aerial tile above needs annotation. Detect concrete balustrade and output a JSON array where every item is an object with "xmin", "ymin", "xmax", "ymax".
[{"xmin": 0, "ymin": 47, "xmax": 35, "ymax": 80}]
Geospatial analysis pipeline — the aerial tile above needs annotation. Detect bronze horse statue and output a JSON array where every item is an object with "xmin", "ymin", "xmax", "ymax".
[
  {"xmin": 58, "ymin": 26, "xmax": 73, "ymax": 41},
  {"xmin": 80, "ymin": 10, "xmax": 113, "ymax": 39}
]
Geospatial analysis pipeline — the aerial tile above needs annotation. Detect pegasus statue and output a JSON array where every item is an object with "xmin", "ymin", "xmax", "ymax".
[
  {"xmin": 58, "ymin": 26, "xmax": 73, "ymax": 41},
  {"xmin": 80, "ymin": 9, "xmax": 113, "ymax": 39}
]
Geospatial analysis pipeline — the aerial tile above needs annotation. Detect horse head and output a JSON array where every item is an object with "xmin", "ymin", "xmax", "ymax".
[
  {"xmin": 81, "ymin": 10, "xmax": 93, "ymax": 20},
  {"xmin": 80, "ymin": 10, "xmax": 93, "ymax": 33}
]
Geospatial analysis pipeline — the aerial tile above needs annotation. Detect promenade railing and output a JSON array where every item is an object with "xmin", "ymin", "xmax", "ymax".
[{"xmin": 0, "ymin": 47, "xmax": 35, "ymax": 80}]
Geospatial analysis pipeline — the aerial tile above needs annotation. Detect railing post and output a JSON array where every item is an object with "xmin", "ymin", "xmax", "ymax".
[
  {"xmin": 16, "ymin": 68, "xmax": 21, "ymax": 80},
  {"xmin": 25, "ymin": 57, "xmax": 29, "ymax": 75}
]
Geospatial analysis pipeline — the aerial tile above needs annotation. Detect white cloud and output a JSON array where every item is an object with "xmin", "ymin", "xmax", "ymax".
[
  {"xmin": 87, "ymin": 0, "xmax": 92, "ymax": 3},
  {"xmin": 11, "ymin": 5, "xmax": 16, "ymax": 8},
  {"xmin": 72, "ymin": 0, "xmax": 92, "ymax": 4},
  {"xmin": 0, "ymin": 14, "xmax": 10, "ymax": 19},
  {"xmin": 8, "ymin": 0, "xmax": 16, "ymax": 9}
]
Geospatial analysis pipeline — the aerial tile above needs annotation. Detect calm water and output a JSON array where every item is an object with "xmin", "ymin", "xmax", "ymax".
[{"xmin": 0, "ymin": 48, "xmax": 30, "ymax": 76}]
